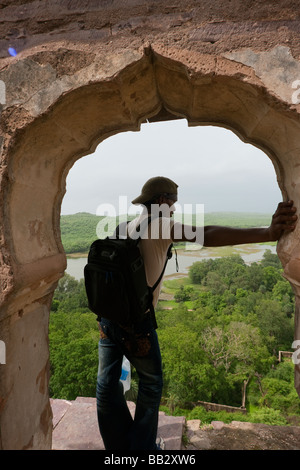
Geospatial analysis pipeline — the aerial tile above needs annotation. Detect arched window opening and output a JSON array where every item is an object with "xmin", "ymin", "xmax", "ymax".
[
  {"xmin": 49, "ymin": 120, "xmax": 297, "ymax": 422},
  {"xmin": 61, "ymin": 119, "xmax": 281, "ymax": 279}
]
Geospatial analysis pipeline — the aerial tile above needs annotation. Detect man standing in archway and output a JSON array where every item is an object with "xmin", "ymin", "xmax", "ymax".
[{"xmin": 96, "ymin": 176, "xmax": 297, "ymax": 450}]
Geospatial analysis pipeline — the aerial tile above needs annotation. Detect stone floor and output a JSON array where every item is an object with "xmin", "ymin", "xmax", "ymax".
[
  {"xmin": 51, "ymin": 397, "xmax": 185, "ymax": 450},
  {"xmin": 51, "ymin": 397, "xmax": 300, "ymax": 451}
]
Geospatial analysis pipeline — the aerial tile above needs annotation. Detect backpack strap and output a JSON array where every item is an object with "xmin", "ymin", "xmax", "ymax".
[
  {"xmin": 147, "ymin": 243, "xmax": 176, "ymax": 329},
  {"xmin": 115, "ymin": 216, "xmax": 178, "ymax": 328},
  {"xmin": 116, "ymin": 216, "xmax": 177, "ymax": 291},
  {"xmin": 150, "ymin": 243, "xmax": 173, "ymax": 293}
]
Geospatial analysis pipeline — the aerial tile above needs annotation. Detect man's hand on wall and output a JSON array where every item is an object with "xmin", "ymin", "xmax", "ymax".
[{"xmin": 268, "ymin": 200, "xmax": 298, "ymax": 241}]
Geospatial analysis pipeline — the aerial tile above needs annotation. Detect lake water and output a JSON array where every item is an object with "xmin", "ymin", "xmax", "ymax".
[{"xmin": 66, "ymin": 244, "xmax": 277, "ymax": 280}]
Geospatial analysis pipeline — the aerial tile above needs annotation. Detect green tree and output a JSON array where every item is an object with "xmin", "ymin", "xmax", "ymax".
[
  {"xmin": 158, "ymin": 324, "xmax": 217, "ymax": 403},
  {"xmin": 260, "ymin": 249, "xmax": 282, "ymax": 269},
  {"xmin": 200, "ymin": 321, "xmax": 272, "ymax": 406},
  {"xmin": 54, "ymin": 273, "xmax": 79, "ymax": 301},
  {"xmin": 258, "ymin": 362, "xmax": 300, "ymax": 415},
  {"xmin": 272, "ymin": 280, "xmax": 294, "ymax": 317},
  {"xmin": 174, "ymin": 285, "xmax": 195, "ymax": 303},
  {"xmin": 255, "ymin": 298, "xmax": 294, "ymax": 353},
  {"xmin": 249, "ymin": 407, "xmax": 288, "ymax": 426},
  {"xmin": 50, "ymin": 335, "xmax": 98, "ymax": 399},
  {"xmin": 203, "ymin": 271, "xmax": 228, "ymax": 295},
  {"xmin": 49, "ymin": 311, "xmax": 99, "ymax": 399},
  {"xmin": 240, "ymin": 263, "xmax": 264, "ymax": 292},
  {"xmin": 262, "ymin": 266, "xmax": 282, "ymax": 291},
  {"xmin": 51, "ymin": 274, "xmax": 89, "ymax": 313},
  {"xmin": 189, "ymin": 259, "xmax": 214, "ymax": 284}
]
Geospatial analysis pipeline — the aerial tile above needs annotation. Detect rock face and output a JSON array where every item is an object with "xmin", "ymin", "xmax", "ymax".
[
  {"xmin": 1, "ymin": 0, "xmax": 300, "ymax": 450},
  {"xmin": 185, "ymin": 419, "xmax": 300, "ymax": 451}
]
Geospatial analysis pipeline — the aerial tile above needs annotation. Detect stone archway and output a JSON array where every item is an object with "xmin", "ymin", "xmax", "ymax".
[{"xmin": 1, "ymin": 43, "xmax": 300, "ymax": 449}]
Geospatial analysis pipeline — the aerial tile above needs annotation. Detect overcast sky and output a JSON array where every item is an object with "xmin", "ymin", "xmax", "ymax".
[{"xmin": 61, "ymin": 119, "xmax": 281, "ymax": 216}]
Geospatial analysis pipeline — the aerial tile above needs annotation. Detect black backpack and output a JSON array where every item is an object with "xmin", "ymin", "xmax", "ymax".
[{"xmin": 84, "ymin": 216, "xmax": 173, "ymax": 328}]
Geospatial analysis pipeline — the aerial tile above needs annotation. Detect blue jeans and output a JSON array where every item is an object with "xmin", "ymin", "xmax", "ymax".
[{"xmin": 96, "ymin": 316, "xmax": 163, "ymax": 450}]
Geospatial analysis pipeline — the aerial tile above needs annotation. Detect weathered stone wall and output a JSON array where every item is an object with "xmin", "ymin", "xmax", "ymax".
[
  {"xmin": 1, "ymin": 0, "xmax": 300, "ymax": 450},
  {"xmin": 194, "ymin": 401, "xmax": 247, "ymax": 415}
]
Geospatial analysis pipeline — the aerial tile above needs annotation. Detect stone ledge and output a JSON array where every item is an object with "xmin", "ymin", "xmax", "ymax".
[
  {"xmin": 50, "ymin": 397, "xmax": 185, "ymax": 450},
  {"xmin": 51, "ymin": 397, "xmax": 300, "ymax": 451}
]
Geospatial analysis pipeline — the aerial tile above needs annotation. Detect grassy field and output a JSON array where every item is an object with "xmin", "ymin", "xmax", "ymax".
[{"xmin": 202, "ymin": 212, "xmax": 272, "ymax": 227}]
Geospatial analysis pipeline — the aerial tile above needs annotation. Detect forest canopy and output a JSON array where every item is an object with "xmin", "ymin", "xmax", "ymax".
[{"xmin": 49, "ymin": 250, "xmax": 300, "ymax": 425}]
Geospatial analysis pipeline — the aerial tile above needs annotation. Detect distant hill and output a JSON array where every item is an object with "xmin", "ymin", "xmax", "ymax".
[
  {"xmin": 60, "ymin": 212, "xmax": 102, "ymax": 254},
  {"xmin": 60, "ymin": 212, "xmax": 135, "ymax": 254},
  {"xmin": 60, "ymin": 212, "xmax": 272, "ymax": 254},
  {"xmin": 202, "ymin": 212, "xmax": 272, "ymax": 228}
]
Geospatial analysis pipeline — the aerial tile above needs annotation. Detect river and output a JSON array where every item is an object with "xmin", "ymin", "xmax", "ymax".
[{"xmin": 66, "ymin": 244, "xmax": 277, "ymax": 281}]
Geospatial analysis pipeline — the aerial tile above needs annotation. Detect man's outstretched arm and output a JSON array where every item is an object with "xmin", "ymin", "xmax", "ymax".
[
  {"xmin": 203, "ymin": 201, "xmax": 297, "ymax": 247},
  {"xmin": 171, "ymin": 201, "xmax": 297, "ymax": 246}
]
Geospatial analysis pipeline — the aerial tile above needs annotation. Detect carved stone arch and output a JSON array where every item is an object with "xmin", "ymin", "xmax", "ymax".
[{"xmin": 1, "ymin": 46, "xmax": 300, "ymax": 449}]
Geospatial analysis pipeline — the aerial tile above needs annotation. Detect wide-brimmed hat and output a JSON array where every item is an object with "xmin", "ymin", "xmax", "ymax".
[{"xmin": 131, "ymin": 176, "xmax": 178, "ymax": 205}]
